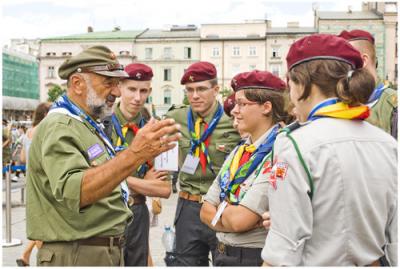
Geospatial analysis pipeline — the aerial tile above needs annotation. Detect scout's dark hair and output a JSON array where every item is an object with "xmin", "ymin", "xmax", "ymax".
[
  {"xmin": 243, "ymin": 88, "xmax": 293, "ymax": 125},
  {"xmin": 288, "ymin": 59, "xmax": 375, "ymax": 106},
  {"xmin": 33, "ymin": 102, "xmax": 52, "ymax": 127}
]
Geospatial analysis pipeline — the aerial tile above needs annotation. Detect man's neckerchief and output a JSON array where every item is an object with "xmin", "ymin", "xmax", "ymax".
[
  {"xmin": 367, "ymin": 83, "xmax": 388, "ymax": 107},
  {"xmin": 52, "ymin": 94, "xmax": 129, "ymax": 205},
  {"xmin": 187, "ymin": 103, "xmax": 223, "ymax": 175}
]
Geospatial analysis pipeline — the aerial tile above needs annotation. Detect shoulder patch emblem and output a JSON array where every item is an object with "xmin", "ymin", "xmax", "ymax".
[{"xmin": 269, "ymin": 161, "xmax": 288, "ymax": 189}]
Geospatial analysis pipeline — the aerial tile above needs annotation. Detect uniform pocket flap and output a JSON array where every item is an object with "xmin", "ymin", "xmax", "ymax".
[{"xmin": 38, "ymin": 248, "xmax": 54, "ymax": 263}]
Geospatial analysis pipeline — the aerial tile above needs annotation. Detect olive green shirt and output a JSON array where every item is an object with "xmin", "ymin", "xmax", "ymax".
[
  {"xmin": 165, "ymin": 102, "xmax": 241, "ymax": 195},
  {"xmin": 367, "ymin": 86, "xmax": 397, "ymax": 135},
  {"xmin": 26, "ymin": 110, "xmax": 132, "ymax": 242}
]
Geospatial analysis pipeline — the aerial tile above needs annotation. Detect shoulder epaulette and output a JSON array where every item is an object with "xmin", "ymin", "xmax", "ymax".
[{"xmin": 279, "ymin": 121, "xmax": 305, "ymax": 134}]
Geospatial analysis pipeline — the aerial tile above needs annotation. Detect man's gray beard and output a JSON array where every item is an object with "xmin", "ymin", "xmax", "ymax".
[{"xmin": 85, "ymin": 80, "xmax": 112, "ymax": 120}]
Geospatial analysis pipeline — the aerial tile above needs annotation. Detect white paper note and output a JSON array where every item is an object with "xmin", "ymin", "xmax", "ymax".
[{"xmin": 154, "ymin": 142, "xmax": 179, "ymax": 171}]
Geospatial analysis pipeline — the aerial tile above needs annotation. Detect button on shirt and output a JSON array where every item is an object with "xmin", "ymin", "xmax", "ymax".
[{"xmin": 261, "ymin": 118, "xmax": 397, "ymax": 266}]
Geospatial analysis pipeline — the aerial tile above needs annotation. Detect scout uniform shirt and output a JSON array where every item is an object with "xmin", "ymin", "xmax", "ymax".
[
  {"xmin": 261, "ymin": 118, "xmax": 397, "ymax": 266},
  {"xmin": 205, "ymin": 127, "xmax": 273, "ymax": 248},
  {"xmin": 367, "ymin": 85, "xmax": 397, "ymax": 136},
  {"xmin": 26, "ymin": 111, "xmax": 132, "ymax": 242},
  {"xmin": 165, "ymin": 102, "xmax": 240, "ymax": 195}
]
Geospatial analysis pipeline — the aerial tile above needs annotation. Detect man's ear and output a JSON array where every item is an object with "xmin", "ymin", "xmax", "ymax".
[
  {"xmin": 213, "ymin": 85, "xmax": 220, "ymax": 97},
  {"xmin": 361, "ymin": 53, "xmax": 370, "ymax": 69},
  {"xmin": 69, "ymin": 73, "xmax": 86, "ymax": 95}
]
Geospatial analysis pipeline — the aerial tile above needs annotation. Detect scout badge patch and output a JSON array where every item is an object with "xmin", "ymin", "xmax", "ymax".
[{"xmin": 269, "ymin": 161, "xmax": 288, "ymax": 190}]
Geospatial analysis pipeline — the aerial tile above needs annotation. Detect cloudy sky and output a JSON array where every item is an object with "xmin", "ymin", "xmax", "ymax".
[{"xmin": 2, "ymin": 0, "xmax": 364, "ymax": 44}]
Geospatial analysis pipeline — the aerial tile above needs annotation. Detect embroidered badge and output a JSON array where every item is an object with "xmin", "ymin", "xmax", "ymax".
[
  {"xmin": 216, "ymin": 144, "xmax": 226, "ymax": 152},
  {"xmin": 136, "ymin": 72, "xmax": 142, "ymax": 79},
  {"xmin": 87, "ymin": 143, "xmax": 104, "ymax": 160},
  {"xmin": 189, "ymin": 75, "xmax": 194, "ymax": 82},
  {"xmin": 269, "ymin": 161, "xmax": 288, "ymax": 189},
  {"xmin": 109, "ymin": 52, "xmax": 116, "ymax": 60}
]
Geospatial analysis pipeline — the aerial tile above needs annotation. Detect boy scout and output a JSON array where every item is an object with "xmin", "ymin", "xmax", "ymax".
[
  {"xmin": 105, "ymin": 63, "xmax": 171, "ymax": 266},
  {"xmin": 26, "ymin": 46, "xmax": 181, "ymax": 266},
  {"xmin": 165, "ymin": 61, "xmax": 241, "ymax": 266},
  {"xmin": 339, "ymin": 29, "xmax": 398, "ymax": 138}
]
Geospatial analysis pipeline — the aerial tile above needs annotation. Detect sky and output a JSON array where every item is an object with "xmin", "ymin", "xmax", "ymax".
[{"xmin": 2, "ymin": 0, "xmax": 365, "ymax": 44}]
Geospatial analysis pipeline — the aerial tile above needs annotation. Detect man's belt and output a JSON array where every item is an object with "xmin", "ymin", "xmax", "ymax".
[
  {"xmin": 128, "ymin": 194, "xmax": 146, "ymax": 206},
  {"xmin": 179, "ymin": 191, "xmax": 204, "ymax": 203},
  {"xmin": 217, "ymin": 241, "xmax": 262, "ymax": 259},
  {"xmin": 77, "ymin": 235, "xmax": 125, "ymax": 248}
]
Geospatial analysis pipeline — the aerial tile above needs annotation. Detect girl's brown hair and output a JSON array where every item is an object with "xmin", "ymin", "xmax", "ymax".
[{"xmin": 33, "ymin": 102, "xmax": 52, "ymax": 127}]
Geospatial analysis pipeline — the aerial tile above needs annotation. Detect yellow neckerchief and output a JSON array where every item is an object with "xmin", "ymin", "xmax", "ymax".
[
  {"xmin": 229, "ymin": 144, "xmax": 256, "ymax": 180},
  {"xmin": 116, "ymin": 125, "xmax": 129, "ymax": 147},
  {"xmin": 194, "ymin": 117, "xmax": 203, "ymax": 157},
  {"xmin": 313, "ymin": 102, "xmax": 370, "ymax": 120}
]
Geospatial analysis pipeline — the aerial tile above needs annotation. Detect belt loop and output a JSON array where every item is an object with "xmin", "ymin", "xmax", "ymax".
[{"xmin": 109, "ymin": 237, "xmax": 114, "ymax": 249}]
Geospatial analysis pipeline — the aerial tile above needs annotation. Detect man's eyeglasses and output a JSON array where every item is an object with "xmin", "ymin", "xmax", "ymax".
[{"xmin": 184, "ymin": 87, "xmax": 212, "ymax": 95}]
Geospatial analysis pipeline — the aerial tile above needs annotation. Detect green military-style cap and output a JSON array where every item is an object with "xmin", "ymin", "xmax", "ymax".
[{"xmin": 58, "ymin": 45, "xmax": 129, "ymax": 79}]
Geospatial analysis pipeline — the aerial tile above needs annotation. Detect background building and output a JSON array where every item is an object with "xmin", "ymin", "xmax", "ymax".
[
  {"xmin": 134, "ymin": 25, "xmax": 200, "ymax": 116},
  {"xmin": 2, "ymin": 48, "xmax": 40, "ymax": 121},
  {"xmin": 316, "ymin": 1, "xmax": 398, "ymax": 84}
]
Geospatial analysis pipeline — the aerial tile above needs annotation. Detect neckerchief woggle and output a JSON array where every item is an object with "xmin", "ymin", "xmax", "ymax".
[
  {"xmin": 367, "ymin": 83, "xmax": 387, "ymax": 107},
  {"xmin": 111, "ymin": 113, "xmax": 150, "ymax": 177},
  {"xmin": 52, "ymin": 94, "xmax": 129, "ymax": 205},
  {"xmin": 187, "ymin": 103, "xmax": 223, "ymax": 175},
  {"xmin": 307, "ymin": 98, "xmax": 370, "ymax": 122},
  {"xmin": 219, "ymin": 124, "xmax": 279, "ymax": 204}
]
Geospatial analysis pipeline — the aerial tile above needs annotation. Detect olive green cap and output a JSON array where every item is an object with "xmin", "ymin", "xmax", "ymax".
[{"xmin": 58, "ymin": 45, "xmax": 129, "ymax": 79}]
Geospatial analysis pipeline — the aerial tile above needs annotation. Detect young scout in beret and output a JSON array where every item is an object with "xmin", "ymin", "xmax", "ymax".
[
  {"xmin": 338, "ymin": 29, "xmax": 398, "ymax": 138},
  {"xmin": 200, "ymin": 70, "xmax": 291, "ymax": 266},
  {"xmin": 164, "ymin": 61, "xmax": 241, "ymax": 266},
  {"xmin": 104, "ymin": 63, "xmax": 171, "ymax": 266},
  {"xmin": 261, "ymin": 34, "xmax": 397, "ymax": 266},
  {"xmin": 26, "ymin": 46, "xmax": 181, "ymax": 266}
]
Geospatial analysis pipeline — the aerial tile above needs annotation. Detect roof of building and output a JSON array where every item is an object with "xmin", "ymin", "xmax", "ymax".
[
  {"xmin": 317, "ymin": 11, "xmax": 382, "ymax": 20},
  {"xmin": 41, "ymin": 30, "xmax": 145, "ymax": 41},
  {"xmin": 2, "ymin": 47, "xmax": 38, "ymax": 62},
  {"xmin": 266, "ymin": 27, "xmax": 317, "ymax": 35},
  {"xmin": 136, "ymin": 29, "xmax": 200, "ymax": 39}
]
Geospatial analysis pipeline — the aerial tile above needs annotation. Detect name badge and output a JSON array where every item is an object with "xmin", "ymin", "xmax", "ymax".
[
  {"xmin": 181, "ymin": 154, "xmax": 200, "ymax": 175},
  {"xmin": 87, "ymin": 143, "xmax": 104, "ymax": 160},
  {"xmin": 211, "ymin": 200, "xmax": 228, "ymax": 226}
]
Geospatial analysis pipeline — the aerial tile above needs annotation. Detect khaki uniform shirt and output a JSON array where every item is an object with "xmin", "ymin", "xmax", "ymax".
[
  {"xmin": 367, "ymin": 87, "xmax": 397, "ymax": 135},
  {"xmin": 205, "ymin": 128, "xmax": 273, "ymax": 248},
  {"xmin": 261, "ymin": 118, "xmax": 397, "ymax": 266},
  {"xmin": 165, "ymin": 102, "xmax": 240, "ymax": 195},
  {"xmin": 26, "ymin": 110, "xmax": 132, "ymax": 242}
]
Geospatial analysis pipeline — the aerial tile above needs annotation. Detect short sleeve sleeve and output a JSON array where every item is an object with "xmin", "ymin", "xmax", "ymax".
[{"xmin": 261, "ymin": 134, "xmax": 313, "ymax": 266}]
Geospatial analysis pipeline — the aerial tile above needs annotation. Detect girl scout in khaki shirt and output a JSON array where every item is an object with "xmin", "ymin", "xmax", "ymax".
[
  {"xmin": 200, "ymin": 70, "xmax": 291, "ymax": 266},
  {"xmin": 262, "ymin": 34, "xmax": 397, "ymax": 266}
]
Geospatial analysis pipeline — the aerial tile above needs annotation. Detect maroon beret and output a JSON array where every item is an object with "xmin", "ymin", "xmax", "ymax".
[
  {"xmin": 286, "ymin": 34, "xmax": 364, "ymax": 71},
  {"xmin": 338, "ymin": 29, "xmax": 375, "ymax": 45},
  {"xmin": 231, "ymin": 70, "xmax": 286, "ymax": 92},
  {"xmin": 181, "ymin": 61, "xmax": 217, "ymax": 85},
  {"xmin": 125, "ymin": 63, "xmax": 153, "ymax": 81},
  {"xmin": 223, "ymin": 93, "xmax": 236, "ymax": 117}
]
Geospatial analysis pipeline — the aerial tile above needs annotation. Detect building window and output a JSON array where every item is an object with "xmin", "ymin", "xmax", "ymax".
[
  {"xmin": 212, "ymin": 47, "xmax": 220, "ymax": 57},
  {"xmin": 233, "ymin": 47, "xmax": 240, "ymax": 56},
  {"xmin": 184, "ymin": 47, "xmax": 192, "ymax": 59},
  {"xmin": 231, "ymin": 64, "xmax": 240, "ymax": 77},
  {"xmin": 62, "ymin": 52, "xmax": 72, "ymax": 56},
  {"xmin": 395, "ymin": 64, "xmax": 398, "ymax": 81},
  {"xmin": 146, "ymin": 95, "xmax": 153, "ymax": 104},
  {"xmin": 164, "ymin": 47, "xmax": 172, "ymax": 59},
  {"xmin": 249, "ymin": 47, "xmax": 257, "ymax": 56},
  {"xmin": 47, "ymin": 66, "xmax": 55, "ymax": 78},
  {"xmin": 46, "ymin": 52, "xmax": 56, "ymax": 56},
  {"xmin": 272, "ymin": 47, "xmax": 280, "ymax": 58},
  {"xmin": 270, "ymin": 64, "xmax": 280, "ymax": 77},
  {"xmin": 145, "ymin": 48, "xmax": 153, "ymax": 59},
  {"xmin": 164, "ymin": 89, "xmax": 172, "ymax": 105},
  {"xmin": 249, "ymin": 64, "xmax": 256, "ymax": 70},
  {"xmin": 164, "ymin": 68, "xmax": 171, "ymax": 81}
]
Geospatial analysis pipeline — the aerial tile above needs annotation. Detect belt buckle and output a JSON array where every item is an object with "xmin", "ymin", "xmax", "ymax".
[
  {"xmin": 218, "ymin": 242, "xmax": 225, "ymax": 254},
  {"xmin": 128, "ymin": 196, "xmax": 134, "ymax": 207}
]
